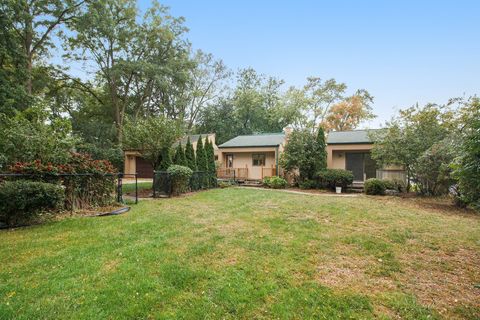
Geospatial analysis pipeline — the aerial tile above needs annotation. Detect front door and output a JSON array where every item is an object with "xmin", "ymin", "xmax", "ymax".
[
  {"xmin": 251, "ymin": 153, "xmax": 266, "ymax": 180},
  {"xmin": 346, "ymin": 153, "xmax": 364, "ymax": 181}
]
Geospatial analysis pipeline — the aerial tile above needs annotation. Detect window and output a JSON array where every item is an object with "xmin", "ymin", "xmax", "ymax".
[{"xmin": 252, "ymin": 154, "xmax": 266, "ymax": 166}]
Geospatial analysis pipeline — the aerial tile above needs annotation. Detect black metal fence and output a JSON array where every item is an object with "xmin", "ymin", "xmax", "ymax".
[
  {"xmin": 0, "ymin": 172, "xmax": 138, "ymax": 208},
  {"xmin": 153, "ymin": 171, "xmax": 216, "ymax": 197}
]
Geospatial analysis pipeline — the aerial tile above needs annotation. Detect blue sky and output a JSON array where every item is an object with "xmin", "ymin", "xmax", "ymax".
[{"xmin": 135, "ymin": 0, "xmax": 479, "ymax": 127}]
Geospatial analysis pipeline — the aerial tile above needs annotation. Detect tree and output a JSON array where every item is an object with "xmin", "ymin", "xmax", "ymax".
[
  {"xmin": 453, "ymin": 98, "xmax": 480, "ymax": 209},
  {"xmin": 0, "ymin": 7, "xmax": 30, "ymax": 115},
  {"xmin": 316, "ymin": 126, "xmax": 327, "ymax": 170},
  {"xmin": 322, "ymin": 90, "xmax": 375, "ymax": 131},
  {"xmin": 301, "ymin": 77, "xmax": 347, "ymax": 129},
  {"xmin": 283, "ymin": 77, "xmax": 373, "ymax": 131},
  {"xmin": 280, "ymin": 129, "xmax": 326, "ymax": 181},
  {"xmin": 184, "ymin": 51, "xmax": 231, "ymax": 129},
  {"xmin": 0, "ymin": 108, "xmax": 77, "ymax": 170},
  {"xmin": 371, "ymin": 103, "xmax": 453, "ymax": 191},
  {"xmin": 173, "ymin": 143, "xmax": 187, "ymax": 166},
  {"xmin": 65, "ymin": 0, "xmax": 191, "ymax": 144},
  {"xmin": 1, "ymin": 0, "xmax": 85, "ymax": 95},
  {"xmin": 158, "ymin": 147, "xmax": 172, "ymax": 171},
  {"xmin": 184, "ymin": 137, "xmax": 196, "ymax": 170},
  {"xmin": 415, "ymin": 138, "xmax": 457, "ymax": 195},
  {"xmin": 196, "ymin": 99, "xmax": 239, "ymax": 145},
  {"xmin": 195, "ymin": 135, "xmax": 208, "ymax": 171},
  {"xmin": 204, "ymin": 136, "xmax": 216, "ymax": 176},
  {"xmin": 196, "ymin": 69, "xmax": 302, "ymax": 144},
  {"xmin": 123, "ymin": 116, "xmax": 182, "ymax": 170}
]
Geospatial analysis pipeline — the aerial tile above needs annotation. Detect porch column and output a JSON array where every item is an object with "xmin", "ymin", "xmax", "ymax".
[{"xmin": 327, "ymin": 146, "xmax": 333, "ymax": 168}]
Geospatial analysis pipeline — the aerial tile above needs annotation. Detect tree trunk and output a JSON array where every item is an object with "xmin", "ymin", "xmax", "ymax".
[{"xmin": 24, "ymin": 4, "xmax": 33, "ymax": 96}]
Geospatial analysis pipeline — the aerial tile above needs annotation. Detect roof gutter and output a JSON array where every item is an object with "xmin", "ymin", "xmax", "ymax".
[
  {"xmin": 327, "ymin": 142, "xmax": 374, "ymax": 145},
  {"xmin": 218, "ymin": 144, "xmax": 281, "ymax": 149}
]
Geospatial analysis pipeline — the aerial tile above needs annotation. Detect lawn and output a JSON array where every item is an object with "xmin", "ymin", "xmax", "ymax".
[
  {"xmin": 1, "ymin": 188, "xmax": 479, "ymax": 319},
  {"xmin": 122, "ymin": 181, "xmax": 152, "ymax": 194}
]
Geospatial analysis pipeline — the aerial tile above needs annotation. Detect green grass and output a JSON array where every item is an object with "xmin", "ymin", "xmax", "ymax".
[
  {"xmin": 122, "ymin": 181, "xmax": 152, "ymax": 194},
  {"xmin": 1, "ymin": 188, "xmax": 479, "ymax": 319}
]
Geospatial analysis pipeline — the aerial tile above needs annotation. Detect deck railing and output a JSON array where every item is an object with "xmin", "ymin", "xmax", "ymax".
[
  {"xmin": 262, "ymin": 167, "xmax": 277, "ymax": 178},
  {"xmin": 376, "ymin": 169, "xmax": 406, "ymax": 182},
  {"xmin": 217, "ymin": 168, "xmax": 249, "ymax": 180}
]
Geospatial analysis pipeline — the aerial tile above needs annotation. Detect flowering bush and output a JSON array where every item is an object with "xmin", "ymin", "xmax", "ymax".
[{"xmin": 8, "ymin": 153, "xmax": 116, "ymax": 209}]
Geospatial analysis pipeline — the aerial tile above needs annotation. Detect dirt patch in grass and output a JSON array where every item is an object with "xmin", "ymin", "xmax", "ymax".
[
  {"xmin": 125, "ymin": 188, "xmax": 152, "ymax": 198},
  {"xmin": 398, "ymin": 247, "xmax": 480, "ymax": 318},
  {"xmin": 102, "ymin": 258, "xmax": 121, "ymax": 273},
  {"xmin": 315, "ymin": 253, "xmax": 396, "ymax": 294}
]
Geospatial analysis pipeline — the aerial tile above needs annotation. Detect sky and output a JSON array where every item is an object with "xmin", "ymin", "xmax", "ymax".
[{"xmin": 137, "ymin": 0, "xmax": 480, "ymax": 128}]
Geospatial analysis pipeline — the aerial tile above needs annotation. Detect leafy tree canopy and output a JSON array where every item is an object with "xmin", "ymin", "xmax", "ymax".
[{"xmin": 123, "ymin": 116, "xmax": 182, "ymax": 170}]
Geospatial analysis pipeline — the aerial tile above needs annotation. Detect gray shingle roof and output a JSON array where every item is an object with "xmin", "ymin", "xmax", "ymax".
[
  {"xmin": 219, "ymin": 133, "xmax": 285, "ymax": 148},
  {"xmin": 326, "ymin": 129, "xmax": 381, "ymax": 144}
]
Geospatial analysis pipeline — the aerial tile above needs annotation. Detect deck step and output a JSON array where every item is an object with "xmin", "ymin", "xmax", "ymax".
[{"xmin": 242, "ymin": 180, "xmax": 263, "ymax": 187}]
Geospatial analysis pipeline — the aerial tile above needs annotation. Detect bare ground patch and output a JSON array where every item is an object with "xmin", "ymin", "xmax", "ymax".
[
  {"xmin": 398, "ymin": 247, "xmax": 480, "ymax": 319},
  {"xmin": 315, "ymin": 253, "xmax": 396, "ymax": 293}
]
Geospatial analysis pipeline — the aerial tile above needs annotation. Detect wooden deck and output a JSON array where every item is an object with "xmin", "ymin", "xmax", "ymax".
[{"xmin": 217, "ymin": 167, "xmax": 277, "ymax": 181}]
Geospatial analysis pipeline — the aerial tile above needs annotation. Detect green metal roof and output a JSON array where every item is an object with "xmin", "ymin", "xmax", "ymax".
[
  {"xmin": 219, "ymin": 133, "xmax": 285, "ymax": 148},
  {"xmin": 326, "ymin": 129, "xmax": 381, "ymax": 144}
]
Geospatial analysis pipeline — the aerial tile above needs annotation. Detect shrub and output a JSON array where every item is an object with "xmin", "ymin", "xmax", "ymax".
[
  {"xmin": 383, "ymin": 179, "xmax": 406, "ymax": 193},
  {"xmin": 364, "ymin": 178, "xmax": 386, "ymax": 195},
  {"xmin": 263, "ymin": 176, "xmax": 288, "ymax": 189},
  {"xmin": 298, "ymin": 179, "xmax": 317, "ymax": 190},
  {"xmin": 9, "ymin": 153, "xmax": 116, "ymax": 209},
  {"xmin": 0, "ymin": 180, "xmax": 65, "ymax": 227},
  {"xmin": 219, "ymin": 180, "xmax": 235, "ymax": 188},
  {"xmin": 167, "ymin": 165, "xmax": 193, "ymax": 195},
  {"xmin": 262, "ymin": 176, "xmax": 272, "ymax": 186},
  {"xmin": 317, "ymin": 169, "xmax": 354, "ymax": 190},
  {"xmin": 382, "ymin": 179, "xmax": 395, "ymax": 190}
]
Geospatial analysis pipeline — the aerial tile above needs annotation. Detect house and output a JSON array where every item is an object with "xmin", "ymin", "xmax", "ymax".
[
  {"xmin": 217, "ymin": 129, "xmax": 405, "ymax": 182},
  {"xmin": 124, "ymin": 133, "xmax": 218, "ymax": 178},
  {"xmin": 326, "ymin": 129, "xmax": 405, "ymax": 182},
  {"xmin": 217, "ymin": 132, "xmax": 286, "ymax": 180}
]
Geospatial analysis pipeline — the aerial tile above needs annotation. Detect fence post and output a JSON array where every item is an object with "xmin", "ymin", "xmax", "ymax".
[
  {"xmin": 153, "ymin": 171, "xmax": 156, "ymax": 198},
  {"xmin": 117, "ymin": 173, "xmax": 123, "ymax": 203},
  {"xmin": 71, "ymin": 177, "xmax": 75, "ymax": 213},
  {"xmin": 135, "ymin": 173, "xmax": 138, "ymax": 204}
]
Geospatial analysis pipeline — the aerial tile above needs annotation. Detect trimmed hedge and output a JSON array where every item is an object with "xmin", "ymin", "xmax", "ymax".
[
  {"xmin": 263, "ymin": 176, "xmax": 288, "ymax": 189},
  {"xmin": 317, "ymin": 169, "xmax": 354, "ymax": 190},
  {"xmin": 167, "ymin": 165, "xmax": 193, "ymax": 195},
  {"xmin": 0, "ymin": 180, "xmax": 65, "ymax": 227},
  {"xmin": 364, "ymin": 178, "xmax": 386, "ymax": 195}
]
